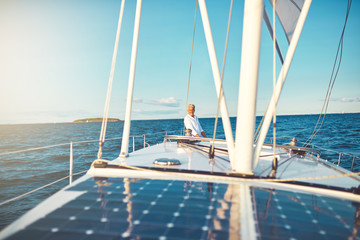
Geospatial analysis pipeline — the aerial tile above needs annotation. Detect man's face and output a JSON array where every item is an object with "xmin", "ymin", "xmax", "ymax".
[{"xmin": 187, "ymin": 106, "xmax": 195, "ymax": 117}]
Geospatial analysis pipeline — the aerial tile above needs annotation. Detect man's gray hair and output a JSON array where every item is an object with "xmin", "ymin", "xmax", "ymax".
[{"xmin": 188, "ymin": 104, "xmax": 195, "ymax": 109}]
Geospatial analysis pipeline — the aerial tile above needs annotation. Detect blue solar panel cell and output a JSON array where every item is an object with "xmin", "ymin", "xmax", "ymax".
[{"xmin": 4, "ymin": 177, "xmax": 360, "ymax": 240}]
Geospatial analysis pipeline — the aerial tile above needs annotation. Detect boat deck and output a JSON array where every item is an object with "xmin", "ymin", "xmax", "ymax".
[
  {"xmin": 112, "ymin": 140, "xmax": 360, "ymax": 190},
  {"xmin": 1, "ymin": 140, "xmax": 360, "ymax": 240}
]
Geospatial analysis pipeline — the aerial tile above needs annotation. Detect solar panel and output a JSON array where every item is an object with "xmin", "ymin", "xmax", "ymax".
[{"xmin": 5, "ymin": 177, "xmax": 360, "ymax": 239}]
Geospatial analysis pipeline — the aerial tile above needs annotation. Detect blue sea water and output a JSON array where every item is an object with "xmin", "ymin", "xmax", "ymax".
[{"xmin": 0, "ymin": 113, "xmax": 359, "ymax": 230}]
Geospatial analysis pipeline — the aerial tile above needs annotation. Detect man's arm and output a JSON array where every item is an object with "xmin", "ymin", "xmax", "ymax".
[
  {"xmin": 196, "ymin": 117, "xmax": 206, "ymax": 137},
  {"xmin": 193, "ymin": 132, "xmax": 205, "ymax": 137}
]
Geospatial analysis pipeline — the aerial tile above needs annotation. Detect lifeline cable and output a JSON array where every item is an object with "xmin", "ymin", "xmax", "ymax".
[{"xmin": 0, "ymin": 170, "xmax": 87, "ymax": 207}]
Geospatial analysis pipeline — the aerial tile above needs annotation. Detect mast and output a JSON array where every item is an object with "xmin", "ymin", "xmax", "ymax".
[
  {"xmin": 233, "ymin": 0, "xmax": 264, "ymax": 174},
  {"xmin": 120, "ymin": 0, "xmax": 143, "ymax": 157}
]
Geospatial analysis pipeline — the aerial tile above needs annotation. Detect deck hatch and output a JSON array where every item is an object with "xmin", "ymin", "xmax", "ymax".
[{"xmin": 153, "ymin": 158, "xmax": 181, "ymax": 166}]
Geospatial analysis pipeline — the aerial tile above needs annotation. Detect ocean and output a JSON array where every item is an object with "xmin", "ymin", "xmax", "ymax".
[{"xmin": 0, "ymin": 113, "xmax": 359, "ymax": 230}]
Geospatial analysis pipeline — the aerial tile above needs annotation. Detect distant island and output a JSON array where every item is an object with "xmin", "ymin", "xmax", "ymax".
[{"xmin": 73, "ymin": 118, "xmax": 121, "ymax": 123}]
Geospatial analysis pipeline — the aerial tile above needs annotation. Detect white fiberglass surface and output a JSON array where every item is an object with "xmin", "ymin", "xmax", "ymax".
[
  {"xmin": 114, "ymin": 142, "xmax": 232, "ymax": 174},
  {"xmin": 255, "ymin": 148, "xmax": 360, "ymax": 189},
  {"xmin": 116, "ymin": 142, "xmax": 360, "ymax": 190}
]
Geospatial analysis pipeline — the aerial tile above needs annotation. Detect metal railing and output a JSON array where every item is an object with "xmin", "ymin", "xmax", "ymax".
[
  {"xmin": 0, "ymin": 130, "xmax": 181, "ymax": 184},
  {"xmin": 270, "ymin": 137, "xmax": 360, "ymax": 171},
  {"xmin": 1, "ymin": 131, "xmax": 359, "ymax": 207},
  {"xmin": 0, "ymin": 130, "xmax": 182, "ymax": 208}
]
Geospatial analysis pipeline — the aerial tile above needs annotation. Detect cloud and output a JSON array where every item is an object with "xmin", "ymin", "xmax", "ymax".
[
  {"xmin": 133, "ymin": 98, "xmax": 143, "ymax": 103},
  {"xmin": 134, "ymin": 109, "xmax": 180, "ymax": 115},
  {"xmin": 331, "ymin": 97, "xmax": 360, "ymax": 103},
  {"xmin": 341, "ymin": 97, "xmax": 360, "ymax": 103},
  {"xmin": 148, "ymin": 97, "xmax": 180, "ymax": 107}
]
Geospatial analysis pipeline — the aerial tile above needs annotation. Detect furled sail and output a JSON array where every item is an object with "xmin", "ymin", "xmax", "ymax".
[{"xmin": 271, "ymin": 0, "xmax": 305, "ymax": 44}]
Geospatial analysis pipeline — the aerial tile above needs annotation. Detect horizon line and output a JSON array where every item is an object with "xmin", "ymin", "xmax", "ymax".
[{"xmin": 1, "ymin": 111, "xmax": 358, "ymax": 126}]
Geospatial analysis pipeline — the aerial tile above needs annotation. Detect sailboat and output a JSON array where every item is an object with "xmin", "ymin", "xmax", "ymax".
[{"xmin": 1, "ymin": 0, "xmax": 359, "ymax": 239}]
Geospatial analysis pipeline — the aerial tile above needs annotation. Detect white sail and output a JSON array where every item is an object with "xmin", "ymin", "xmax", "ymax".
[
  {"xmin": 271, "ymin": 0, "xmax": 305, "ymax": 43},
  {"xmin": 263, "ymin": 7, "xmax": 284, "ymax": 64}
]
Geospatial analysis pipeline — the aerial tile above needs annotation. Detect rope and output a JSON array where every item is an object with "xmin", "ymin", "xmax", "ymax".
[
  {"xmin": 303, "ymin": 0, "xmax": 352, "ymax": 147},
  {"xmin": 0, "ymin": 170, "xmax": 87, "ymax": 207},
  {"xmin": 97, "ymin": 0, "xmax": 125, "ymax": 159},
  {"xmin": 210, "ymin": 0, "xmax": 233, "ymax": 156},
  {"xmin": 91, "ymin": 159, "xmax": 360, "ymax": 184},
  {"xmin": 270, "ymin": 0, "xmax": 277, "ymax": 177},
  {"xmin": 184, "ymin": 0, "xmax": 198, "ymax": 122},
  {"xmin": 254, "ymin": 115, "xmax": 265, "ymax": 143}
]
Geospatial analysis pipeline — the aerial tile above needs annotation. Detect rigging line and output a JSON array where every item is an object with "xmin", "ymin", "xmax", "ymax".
[
  {"xmin": 305, "ymin": 0, "xmax": 352, "ymax": 145},
  {"xmin": 255, "ymin": 5, "xmax": 282, "ymax": 144},
  {"xmin": 304, "ymin": 36, "xmax": 343, "ymax": 146},
  {"xmin": 304, "ymin": 0, "xmax": 352, "ymax": 147},
  {"xmin": 180, "ymin": 142, "xmax": 230, "ymax": 163},
  {"xmin": 270, "ymin": 0, "xmax": 277, "ymax": 177},
  {"xmin": 97, "ymin": 0, "xmax": 125, "ymax": 159},
  {"xmin": 257, "ymin": 154, "xmax": 297, "ymax": 177},
  {"xmin": 184, "ymin": 0, "xmax": 198, "ymax": 124},
  {"xmin": 263, "ymin": 7, "xmax": 284, "ymax": 64},
  {"xmin": 254, "ymin": 115, "xmax": 265, "ymax": 143},
  {"xmin": 91, "ymin": 159, "xmax": 360, "ymax": 184},
  {"xmin": 210, "ymin": 0, "xmax": 233, "ymax": 156}
]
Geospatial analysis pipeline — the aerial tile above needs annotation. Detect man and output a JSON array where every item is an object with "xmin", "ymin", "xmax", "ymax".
[{"xmin": 184, "ymin": 104, "xmax": 207, "ymax": 137}]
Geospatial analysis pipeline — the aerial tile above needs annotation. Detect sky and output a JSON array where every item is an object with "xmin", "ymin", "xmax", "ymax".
[{"xmin": 0, "ymin": 0, "xmax": 359, "ymax": 124}]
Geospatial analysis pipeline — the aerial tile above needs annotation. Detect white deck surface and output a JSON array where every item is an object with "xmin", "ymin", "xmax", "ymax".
[{"xmin": 109, "ymin": 141, "xmax": 360, "ymax": 190}]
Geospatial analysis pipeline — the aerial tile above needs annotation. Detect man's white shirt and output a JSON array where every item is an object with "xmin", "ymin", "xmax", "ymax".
[{"xmin": 184, "ymin": 114, "xmax": 204, "ymax": 136}]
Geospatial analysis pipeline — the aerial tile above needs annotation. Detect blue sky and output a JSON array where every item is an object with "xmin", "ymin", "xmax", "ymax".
[{"xmin": 0, "ymin": 0, "xmax": 359, "ymax": 124}]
